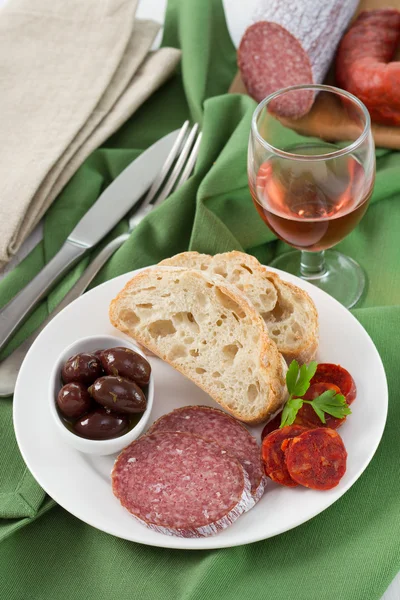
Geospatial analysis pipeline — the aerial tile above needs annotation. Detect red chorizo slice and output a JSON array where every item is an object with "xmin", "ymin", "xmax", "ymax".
[
  {"xmin": 310, "ymin": 364, "xmax": 357, "ymax": 404},
  {"xmin": 299, "ymin": 383, "xmax": 346, "ymax": 429},
  {"xmin": 261, "ymin": 382, "xmax": 346, "ymax": 440},
  {"xmin": 261, "ymin": 425, "xmax": 308, "ymax": 487},
  {"xmin": 112, "ymin": 431, "xmax": 253, "ymax": 538},
  {"xmin": 148, "ymin": 406, "xmax": 266, "ymax": 503},
  {"xmin": 285, "ymin": 428, "xmax": 347, "ymax": 490},
  {"xmin": 261, "ymin": 413, "xmax": 282, "ymax": 439}
]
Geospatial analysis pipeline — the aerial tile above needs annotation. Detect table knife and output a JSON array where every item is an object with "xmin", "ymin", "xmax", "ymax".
[{"xmin": 0, "ymin": 129, "xmax": 181, "ymax": 351}]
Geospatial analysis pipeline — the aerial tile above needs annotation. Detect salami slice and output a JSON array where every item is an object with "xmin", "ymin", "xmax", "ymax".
[
  {"xmin": 285, "ymin": 428, "xmax": 347, "ymax": 490},
  {"xmin": 310, "ymin": 363, "xmax": 357, "ymax": 404},
  {"xmin": 112, "ymin": 431, "xmax": 252, "ymax": 538},
  {"xmin": 261, "ymin": 425, "xmax": 308, "ymax": 487},
  {"xmin": 238, "ymin": 0, "xmax": 358, "ymax": 117},
  {"xmin": 335, "ymin": 9, "xmax": 400, "ymax": 126},
  {"xmin": 148, "ymin": 406, "xmax": 266, "ymax": 503}
]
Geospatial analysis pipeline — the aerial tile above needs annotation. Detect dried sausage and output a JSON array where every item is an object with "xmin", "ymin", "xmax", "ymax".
[
  {"xmin": 297, "ymin": 383, "xmax": 346, "ymax": 429},
  {"xmin": 310, "ymin": 364, "xmax": 356, "ymax": 404},
  {"xmin": 336, "ymin": 9, "xmax": 400, "ymax": 126},
  {"xmin": 285, "ymin": 428, "xmax": 347, "ymax": 490},
  {"xmin": 112, "ymin": 431, "xmax": 253, "ymax": 537},
  {"xmin": 260, "ymin": 382, "xmax": 346, "ymax": 439},
  {"xmin": 148, "ymin": 405, "xmax": 266, "ymax": 502},
  {"xmin": 261, "ymin": 425, "xmax": 308, "ymax": 487},
  {"xmin": 237, "ymin": 0, "xmax": 358, "ymax": 117}
]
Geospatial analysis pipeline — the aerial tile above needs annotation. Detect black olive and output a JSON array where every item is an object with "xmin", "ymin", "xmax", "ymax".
[
  {"xmin": 89, "ymin": 376, "xmax": 147, "ymax": 414},
  {"xmin": 62, "ymin": 353, "xmax": 103, "ymax": 385},
  {"xmin": 73, "ymin": 408, "xmax": 129, "ymax": 440},
  {"xmin": 57, "ymin": 382, "xmax": 92, "ymax": 419},
  {"xmin": 99, "ymin": 347, "xmax": 151, "ymax": 387}
]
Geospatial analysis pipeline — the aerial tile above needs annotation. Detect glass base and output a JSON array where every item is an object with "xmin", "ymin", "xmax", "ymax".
[{"xmin": 269, "ymin": 250, "xmax": 365, "ymax": 309}]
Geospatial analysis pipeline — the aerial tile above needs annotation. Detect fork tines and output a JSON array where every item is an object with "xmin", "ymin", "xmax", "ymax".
[{"xmin": 141, "ymin": 122, "xmax": 202, "ymax": 209}]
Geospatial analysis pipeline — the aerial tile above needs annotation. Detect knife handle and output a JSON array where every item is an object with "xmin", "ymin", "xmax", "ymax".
[
  {"xmin": 0, "ymin": 240, "xmax": 87, "ymax": 351},
  {"xmin": 0, "ymin": 233, "xmax": 128, "ymax": 396}
]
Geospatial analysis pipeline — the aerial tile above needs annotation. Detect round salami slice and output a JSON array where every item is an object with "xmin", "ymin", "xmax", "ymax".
[
  {"xmin": 148, "ymin": 406, "xmax": 266, "ymax": 503},
  {"xmin": 285, "ymin": 428, "xmax": 347, "ymax": 490},
  {"xmin": 238, "ymin": 22, "xmax": 314, "ymax": 117},
  {"xmin": 112, "ymin": 431, "xmax": 253, "ymax": 538},
  {"xmin": 261, "ymin": 425, "xmax": 308, "ymax": 487},
  {"xmin": 310, "ymin": 364, "xmax": 357, "ymax": 404}
]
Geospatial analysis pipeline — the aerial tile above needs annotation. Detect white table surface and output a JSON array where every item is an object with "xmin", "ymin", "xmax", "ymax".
[{"xmin": 0, "ymin": 0, "xmax": 398, "ymax": 597}]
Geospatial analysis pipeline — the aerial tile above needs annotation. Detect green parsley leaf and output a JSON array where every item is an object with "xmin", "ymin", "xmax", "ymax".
[
  {"xmin": 293, "ymin": 361, "xmax": 318, "ymax": 397},
  {"xmin": 309, "ymin": 389, "xmax": 352, "ymax": 420},
  {"xmin": 280, "ymin": 361, "xmax": 351, "ymax": 429},
  {"xmin": 311, "ymin": 404, "xmax": 326, "ymax": 424},
  {"xmin": 281, "ymin": 397, "xmax": 304, "ymax": 428},
  {"xmin": 285, "ymin": 360, "xmax": 300, "ymax": 395}
]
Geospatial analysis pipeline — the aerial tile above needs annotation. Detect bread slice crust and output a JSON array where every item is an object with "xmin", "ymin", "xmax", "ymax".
[
  {"xmin": 109, "ymin": 267, "xmax": 287, "ymax": 424},
  {"xmin": 159, "ymin": 251, "xmax": 318, "ymax": 364}
]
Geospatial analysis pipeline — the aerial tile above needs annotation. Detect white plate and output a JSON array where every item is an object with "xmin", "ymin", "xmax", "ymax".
[{"xmin": 13, "ymin": 267, "xmax": 388, "ymax": 550}]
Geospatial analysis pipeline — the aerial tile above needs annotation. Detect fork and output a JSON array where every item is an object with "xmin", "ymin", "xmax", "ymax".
[{"xmin": 0, "ymin": 124, "xmax": 202, "ymax": 396}]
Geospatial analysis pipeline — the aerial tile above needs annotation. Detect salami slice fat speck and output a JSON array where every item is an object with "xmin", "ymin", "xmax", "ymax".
[
  {"xmin": 148, "ymin": 406, "xmax": 266, "ymax": 503},
  {"xmin": 112, "ymin": 431, "xmax": 253, "ymax": 538}
]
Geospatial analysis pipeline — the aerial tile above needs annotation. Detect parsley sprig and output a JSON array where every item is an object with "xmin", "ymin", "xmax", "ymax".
[{"xmin": 280, "ymin": 360, "xmax": 352, "ymax": 428}]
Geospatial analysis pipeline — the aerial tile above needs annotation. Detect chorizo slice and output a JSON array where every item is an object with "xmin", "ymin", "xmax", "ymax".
[
  {"xmin": 261, "ymin": 425, "xmax": 308, "ymax": 487},
  {"xmin": 285, "ymin": 428, "xmax": 347, "ymax": 490},
  {"xmin": 261, "ymin": 382, "xmax": 346, "ymax": 439},
  {"xmin": 310, "ymin": 363, "xmax": 357, "ymax": 404}
]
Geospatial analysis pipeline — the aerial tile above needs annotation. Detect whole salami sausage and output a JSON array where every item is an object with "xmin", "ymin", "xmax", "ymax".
[
  {"xmin": 112, "ymin": 431, "xmax": 253, "ymax": 538},
  {"xmin": 336, "ymin": 9, "xmax": 400, "ymax": 126},
  {"xmin": 238, "ymin": 0, "xmax": 358, "ymax": 117},
  {"xmin": 148, "ymin": 406, "xmax": 266, "ymax": 503},
  {"xmin": 261, "ymin": 425, "xmax": 308, "ymax": 487},
  {"xmin": 285, "ymin": 428, "xmax": 347, "ymax": 490}
]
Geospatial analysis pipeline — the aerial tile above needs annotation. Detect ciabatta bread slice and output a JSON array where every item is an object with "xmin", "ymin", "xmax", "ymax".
[
  {"xmin": 159, "ymin": 251, "xmax": 318, "ymax": 364},
  {"xmin": 109, "ymin": 267, "xmax": 287, "ymax": 425}
]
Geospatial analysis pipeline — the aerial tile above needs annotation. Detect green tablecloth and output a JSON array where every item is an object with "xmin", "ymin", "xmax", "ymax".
[{"xmin": 1, "ymin": 1, "xmax": 399, "ymax": 598}]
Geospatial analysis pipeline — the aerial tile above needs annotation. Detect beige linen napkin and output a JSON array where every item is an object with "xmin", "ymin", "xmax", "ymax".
[{"xmin": 0, "ymin": 0, "xmax": 181, "ymax": 268}]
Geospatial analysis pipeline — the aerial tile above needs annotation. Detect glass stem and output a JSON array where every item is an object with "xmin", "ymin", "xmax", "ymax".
[{"xmin": 300, "ymin": 251, "xmax": 327, "ymax": 280}]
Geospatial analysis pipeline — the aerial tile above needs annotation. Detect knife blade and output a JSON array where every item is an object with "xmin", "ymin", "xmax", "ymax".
[{"xmin": 0, "ymin": 128, "xmax": 181, "ymax": 351}]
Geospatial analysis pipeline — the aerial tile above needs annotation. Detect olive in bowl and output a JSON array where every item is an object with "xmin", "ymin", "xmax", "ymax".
[{"xmin": 49, "ymin": 335, "xmax": 154, "ymax": 455}]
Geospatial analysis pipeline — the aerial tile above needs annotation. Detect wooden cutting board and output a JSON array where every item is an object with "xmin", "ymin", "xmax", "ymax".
[{"xmin": 229, "ymin": 0, "xmax": 400, "ymax": 149}]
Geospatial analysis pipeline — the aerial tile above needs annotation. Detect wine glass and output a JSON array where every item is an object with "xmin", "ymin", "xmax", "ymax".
[{"xmin": 248, "ymin": 84, "xmax": 375, "ymax": 309}]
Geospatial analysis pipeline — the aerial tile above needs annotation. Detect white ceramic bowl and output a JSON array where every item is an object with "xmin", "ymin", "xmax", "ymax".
[{"xmin": 49, "ymin": 334, "xmax": 154, "ymax": 455}]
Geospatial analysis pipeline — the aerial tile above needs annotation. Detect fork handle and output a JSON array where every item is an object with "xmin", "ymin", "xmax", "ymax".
[{"xmin": 0, "ymin": 232, "xmax": 128, "ymax": 397}]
